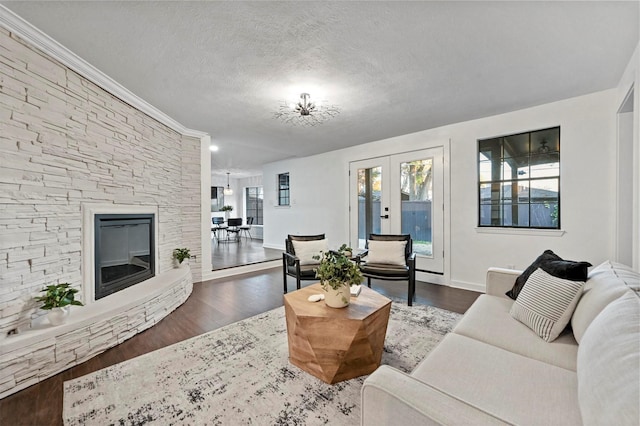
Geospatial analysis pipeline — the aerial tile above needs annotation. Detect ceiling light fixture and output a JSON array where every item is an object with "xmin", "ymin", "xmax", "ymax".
[
  {"xmin": 274, "ymin": 92, "xmax": 340, "ymax": 127},
  {"xmin": 209, "ymin": 145, "xmax": 219, "ymax": 152},
  {"xmin": 223, "ymin": 172, "xmax": 233, "ymax": 196}
]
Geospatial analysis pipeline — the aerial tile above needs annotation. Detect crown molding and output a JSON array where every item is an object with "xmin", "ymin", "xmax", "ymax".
[{"xmin": 0, "ymin": 5, "xmax": 208, "ymax": 139}]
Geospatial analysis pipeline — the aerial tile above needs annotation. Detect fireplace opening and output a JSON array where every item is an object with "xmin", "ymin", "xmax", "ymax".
[{"xmin": 94, "ymin": 214, "xmax": 155, "ymax": 300}]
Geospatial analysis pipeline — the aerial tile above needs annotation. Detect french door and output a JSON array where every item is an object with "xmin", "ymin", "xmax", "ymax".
[{"xmin": 349, "ymin": 147, "xmax": 444, "ymax": 274}]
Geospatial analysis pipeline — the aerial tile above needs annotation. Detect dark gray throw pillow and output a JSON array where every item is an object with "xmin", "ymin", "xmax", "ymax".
[{"xmin": 505, "ymin": 250, "xmax": 591, "ymax": 300}]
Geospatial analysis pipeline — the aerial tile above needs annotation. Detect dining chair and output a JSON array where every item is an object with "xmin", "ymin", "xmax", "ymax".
[
  {"xmin": 239, "ymin": 217, "xmax": 254, "ymax": 240},
  {"xmin": 226, "ymin": 218, "xmax": 242, "ymax": 241}
]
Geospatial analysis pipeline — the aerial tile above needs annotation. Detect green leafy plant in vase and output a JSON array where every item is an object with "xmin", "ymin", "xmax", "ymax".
[
  {"xmin": 173, "ymin": 248, "xmax": 191, "ymax": 267},
  {"xmin": 35, "ymin": 283, "xmax": 84, "ymax": 326},
  {"xmin": 313, "ymin": 244, "xmax": 363, "ymax": 308},
  {"xmin": 220, "ymin": 205, "xmax": 233, "ymax": 219}
]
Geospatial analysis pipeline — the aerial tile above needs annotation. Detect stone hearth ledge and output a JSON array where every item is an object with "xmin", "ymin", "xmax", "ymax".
[{"xmin": 0, "ymin": 267, "xmax": 193, "ymax": 399}]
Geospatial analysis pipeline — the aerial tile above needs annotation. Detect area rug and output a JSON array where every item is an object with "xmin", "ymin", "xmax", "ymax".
[{"xmin": 63, "ymin": 302, "xmax": 461, "ymax": 425}]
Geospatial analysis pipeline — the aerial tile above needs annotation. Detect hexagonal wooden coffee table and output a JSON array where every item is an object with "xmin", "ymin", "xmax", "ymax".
[{"xmin": 283, "ymin": 283, "xmax": 392, "ymax": 384}]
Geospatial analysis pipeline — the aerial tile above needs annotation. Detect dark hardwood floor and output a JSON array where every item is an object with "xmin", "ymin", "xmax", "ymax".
[
  {"xmin": 0, "ymin": 268, "xmax": 480, "ymax": 426},
  {"xmin": 212, "ymin": 237, "xmax": 283, "ymax": 270}
]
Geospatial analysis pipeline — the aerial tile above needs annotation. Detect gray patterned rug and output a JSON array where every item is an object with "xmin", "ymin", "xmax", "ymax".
[{"xmin": 63, "ymin": 302, "xmax": 461, "ymax": 425}]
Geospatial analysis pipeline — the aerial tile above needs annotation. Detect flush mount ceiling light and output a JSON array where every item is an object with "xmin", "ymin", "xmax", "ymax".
[
  {"xmin": 223, "ymin": 172, "xmax": 233, "ymax": 196},
  {"xmin": 274, "ymin": 93, "xmax": 340, "ymax": 127},
  {"xmin": 209, "ymin": 145, "xmax": 219, "ymax": 152}
]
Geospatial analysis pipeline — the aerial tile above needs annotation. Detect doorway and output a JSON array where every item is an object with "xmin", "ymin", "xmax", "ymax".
[{"xmin": 349, "ymin": 147, "xmax": 445, "ymax": 275}]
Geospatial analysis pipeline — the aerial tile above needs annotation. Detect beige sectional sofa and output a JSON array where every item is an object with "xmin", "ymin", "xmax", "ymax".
[{"xmin": 362, "ymin": 261, "xmax": 640, "ymax": 425}]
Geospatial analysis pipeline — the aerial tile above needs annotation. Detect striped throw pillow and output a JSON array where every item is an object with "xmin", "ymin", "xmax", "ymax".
[{"xmin": 510, "ymin": 268, "xmax": 585, "ymax": 342}]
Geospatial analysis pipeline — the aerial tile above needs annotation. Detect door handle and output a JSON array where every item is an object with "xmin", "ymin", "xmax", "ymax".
[{"xmin": 380, "ymin": 215, "xmax": 389, "ymax": 219}]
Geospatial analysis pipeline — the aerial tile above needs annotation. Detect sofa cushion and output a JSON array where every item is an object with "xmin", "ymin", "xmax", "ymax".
[
  {"xmin": 506, "ymin": 250, "xmax": 590, "ymax": 300},
  {"xmin": 571, "ymin": 260, "xmax": 640, "ymax": 343},
  {"xmin": 577, "ymin": 291, "xmax": 640, "ymax": 426},
  {"xmin": 291, "ymin": 239, "xmax": 328, "ymax": 265},
  {"xmin": 412, "ymin": 333, "xmax": 582, "ymax": 426},
  {"xmin": 453, "ymin": 294, "xmax": 578, "ymax": 370},
  {"xmin": 510, "ymin": 268, "xmax": 584, "ymax": 342}
]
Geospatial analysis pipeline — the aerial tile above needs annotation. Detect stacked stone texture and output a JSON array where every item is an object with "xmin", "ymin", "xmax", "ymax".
[
  {"xmin": 0, "ymin": 28, "xmax": 203, "ymax": 334},
  {"xmin": 0, "ymin": 273, "xmax": 193, "ymax": 398}
]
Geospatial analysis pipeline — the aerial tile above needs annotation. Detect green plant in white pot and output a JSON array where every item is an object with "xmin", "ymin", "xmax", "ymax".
[
  {"xmin": 173, "ymin": 248, "xmax": 191, "ymax": 267},
  {"xmin": 220, "ymin": 205, "xmax": 233, "ymax": 220},
  {"xmin": 314, "ymin": 244, "xmax": 363, "ymax": 308},
  {"xmin": 35, "ymin": 283, "xmax": 83, "ymax": 326}
]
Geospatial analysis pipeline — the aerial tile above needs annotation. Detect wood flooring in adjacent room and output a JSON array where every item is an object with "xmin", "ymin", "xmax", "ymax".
[{"xmin": 0, "ymin": 268, "xmax": 480, "ymax": 425}]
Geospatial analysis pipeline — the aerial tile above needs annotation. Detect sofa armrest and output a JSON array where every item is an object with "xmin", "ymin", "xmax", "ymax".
[
  {"xmin": 485, "ymin": 267, "xmax": 522, "ymax": 298},
  {"xmin": 361, "ymin": 365, "xmax": 506, "ymax": 425}
]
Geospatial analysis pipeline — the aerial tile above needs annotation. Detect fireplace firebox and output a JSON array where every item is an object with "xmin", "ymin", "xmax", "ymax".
[{"xmin": 94, "ymin": 214, "xmax": 155, "ymax": 300}]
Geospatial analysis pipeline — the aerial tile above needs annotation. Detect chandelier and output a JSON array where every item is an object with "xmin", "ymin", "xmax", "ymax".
[
  {"xmin": 223, "ymin": 172, "xmax": 233, "ymax": 196},
  {"xmin": 274, "ymin": 93, "xmax": 340, "ymax": 126}
]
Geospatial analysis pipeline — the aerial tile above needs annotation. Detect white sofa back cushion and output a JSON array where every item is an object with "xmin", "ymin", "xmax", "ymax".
[
  {"xmin": 291, "ymin": 239, "xmax": 329, "ymax": 265},
  {"xmin": 577, "ymin": 291, "xmax": 640, "ymax": 426},
  {"xmin": 572, "ymin": 261, "xmax": 640, "ymax": 343}
]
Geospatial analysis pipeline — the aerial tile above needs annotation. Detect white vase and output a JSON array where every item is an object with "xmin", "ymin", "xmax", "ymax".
[
  {"xmin": 323, "ymin": 283, "xmax": 351, "ymax": 308},
  {"xmin": 47, "ymin": 306, "xmax": 70, "ymax": 326}
]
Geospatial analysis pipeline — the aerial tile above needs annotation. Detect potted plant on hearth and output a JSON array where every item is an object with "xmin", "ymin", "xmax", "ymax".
[
  {"xmin": 35, "ymin": 283, "xmax": 84, "ymax": 326},
  {"xmin": 173, "ymin": 248, "xmax": 191, "ymax": 268},
  {"xmin": 313, "ymin": 244, "xmax": 363, "ymax": 308},
  {"xmin": 221, "ymin": 205, "xmax": 233, "ymax": 220}
]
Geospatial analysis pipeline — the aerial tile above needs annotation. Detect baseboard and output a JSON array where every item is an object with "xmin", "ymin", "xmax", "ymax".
[
  {"xmin": 201, "ymin": 260, "xmax": 280, "ymax": 281},
  {"xmin": 449, "ymin": 280, "xmax": 485, "ymax": 293},
  {"xmin": 262, "ymin": 243, "xmax": 285, "ymax": 251}
]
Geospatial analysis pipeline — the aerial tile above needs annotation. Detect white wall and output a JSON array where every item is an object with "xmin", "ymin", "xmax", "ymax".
[
  {"xmin": 263, "ymin": 90, "xmax": 618, "ymax": 290},
  {"xmin": 615, "ymin": 42, "xmax": 640, "ymax": 271}
]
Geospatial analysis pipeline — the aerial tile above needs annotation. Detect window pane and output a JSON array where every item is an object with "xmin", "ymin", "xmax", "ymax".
[
  {"xmin": 503, "ymin": 156, "xmax": 529, "ymax": 180},
  {"xmin": 400, "ymin": 159, "xmax": 432, "ymax": 256},
  {"xmin": 357, "ymin": 167, "xmax": 382, "ymax": 247},
  {"xmin": 531, "ymin": 128, "xmax": 559, "ymax": 154},
  {"xmin": 530, "ymin": 178, "xmax": 558, "ymax": 202},
  {"xmin": 531, "ymin": 203, "xmax": 558, "ymax": 228},
  {"xmin": 530, "ymin": 153, "xmax": 559, "ymax": 178},
  {"xmin": 502, "ymin": 133, "xmax": 529, "ymax": 159},
  {"xmin": 501, "ymin": 203, "xmax": 530, "ymax": 227}
]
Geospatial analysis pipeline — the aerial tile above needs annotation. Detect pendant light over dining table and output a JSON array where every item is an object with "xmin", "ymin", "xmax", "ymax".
[{"xmin": 223, "ymin": 172, "xmax": 233, "ymax": 196}]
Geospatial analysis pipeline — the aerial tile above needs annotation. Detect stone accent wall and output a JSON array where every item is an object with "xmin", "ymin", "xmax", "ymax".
[
  {"xmin": 0, "ymin": 269, "xmax": 193, "ymax": 399},
  {"xmin": 0, "ymin": 28, "xmax": 203, "ymax": 335}
]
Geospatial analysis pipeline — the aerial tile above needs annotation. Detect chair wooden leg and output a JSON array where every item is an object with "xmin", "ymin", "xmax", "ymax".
[{"xmin": 296, "ymin": 275, "xmax": 301, "ymax": 290}]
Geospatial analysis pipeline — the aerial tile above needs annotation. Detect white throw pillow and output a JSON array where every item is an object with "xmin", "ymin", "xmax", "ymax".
[
  {"xmin": 366, "ymin": 240, "xmax": 407, "ymax": 266},
  {"xmin": 510, "ymin": 268, "xmax": 585, "ymax": 342},
  {"xmin": 291, "ymin": 239, "xmax": 328, "ymax": 265}
]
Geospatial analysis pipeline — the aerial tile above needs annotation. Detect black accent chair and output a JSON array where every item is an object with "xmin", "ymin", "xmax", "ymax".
[
  {"xmin": 226, "ymin": 218, "xmax": 242, "ymax": 241},
  {"xmin": 356, "ymin": 234, "xmax": 417, "ymax": 306},
  {"xmin": 282, "ymin": 234, "xmax": 325, "ymax": 294}
]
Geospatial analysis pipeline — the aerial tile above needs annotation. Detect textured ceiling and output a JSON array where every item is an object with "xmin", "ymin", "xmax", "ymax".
[{"xmin": 2, "ymin": 1, "xmax": 638, "ymax": 177}]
